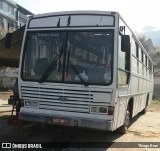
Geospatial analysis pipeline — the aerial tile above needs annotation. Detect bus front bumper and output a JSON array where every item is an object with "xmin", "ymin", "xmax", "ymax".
[{"xmin": 19, "ymin": 112, "xmax": 113, "ymax": 131}]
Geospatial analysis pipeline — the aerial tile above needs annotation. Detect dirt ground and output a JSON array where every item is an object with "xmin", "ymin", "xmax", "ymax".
[
  {"xmin": 109, "ymin": 102, "xmax": 160, "ymax": 151},
  {"xmin": 0, "ymin": 91, "xmax": 13, "ymax": 100},
  {"xmin": 0, "ymin": 92, "xmax": 160, "ymax": 151}
]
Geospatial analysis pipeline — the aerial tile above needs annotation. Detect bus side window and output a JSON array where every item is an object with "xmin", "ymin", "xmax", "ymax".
[{"xmin": 118, "ymin": 35, "xmax": 130, "ymax": 86}]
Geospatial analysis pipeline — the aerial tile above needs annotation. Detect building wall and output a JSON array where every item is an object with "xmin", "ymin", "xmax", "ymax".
[
  {"xmin": 153, "ymin": 65, "xmax": 160, "ymax": 98},
  {"xmin": 0, "ymin": 0, "xmax": 17, "ymax": 31},
  {"xmin": 17, "ymin": 11, "xmax": 28, "ymax": 27},
  {"xmin": 0, "ymin": 0, "xmax": 33, "ymax": 32},
  {"xmin": 0, "ymin": 0, "xmax": 17, "ymax": 20},
  {"xmin": 0, "ymin": 66, "xmax": 18, "ymax": 89}
]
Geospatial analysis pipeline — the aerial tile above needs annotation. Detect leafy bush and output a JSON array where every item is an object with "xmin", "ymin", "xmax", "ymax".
[
  {"xmin": 0, "ymin": 87, "xmax": 10, "ymax": 91},
  {"xmin": 149, "ymin": 48, "xmax": 160, "ymax": 64},
  {"xmin": 0, "ymin": 27, "xmax": 7, "ymax": 40},
  {"xmin": 153, "ymin": 97, "xmax": 160, "ymax": 105}
]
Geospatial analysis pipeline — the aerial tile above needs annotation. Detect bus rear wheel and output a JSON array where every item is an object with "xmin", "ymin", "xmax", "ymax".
[
  {"xmin": 141, "ymin": 101, "xmax": 148, "ymax": 114},
  {"xmin": 116, "ymin": 109, "xmax": 130, "ymax": 134},
  {"xmin": 141, "ymin": 96, "xmax": 149, "ymax": 114}
]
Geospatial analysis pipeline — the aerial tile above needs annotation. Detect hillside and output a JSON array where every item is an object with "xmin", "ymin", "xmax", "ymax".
[
  {"xmin": 149, "ymin": 48, "xmax": 160, "ymax": 64},
  {"xmin": 137, "ymin": 28, "xmax": 160, "ymax": 47},
  {"xmin": 136, "ymin": 27, "xmax": 160, "ymax": 64}
]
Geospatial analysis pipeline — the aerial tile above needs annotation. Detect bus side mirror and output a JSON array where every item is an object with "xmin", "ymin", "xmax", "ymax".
[
  {"xmin": 5, "ymin": 33, "xmax": 12, "ymax": 48},
  {"xmin": 121, "ymin": 35, "xmax": 130, "ymax": 52}
]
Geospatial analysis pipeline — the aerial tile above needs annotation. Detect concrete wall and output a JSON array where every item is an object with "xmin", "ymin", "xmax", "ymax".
[
  {"xmin": 153, "ymin": 65, "xmax": 160, "ymax": 98},
  {"xmin": 0, "ymin": 65, "xmax": 160, "ymax": 98},
  {"xmin": 153, "ymin": 84, "xmax": 160, "ymax": 98},
  {"xmin": 0, "ymin": 66, "xmax": 18, "ymax": 89}
]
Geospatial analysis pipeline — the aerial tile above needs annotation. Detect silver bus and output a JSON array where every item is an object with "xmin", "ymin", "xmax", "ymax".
[{"xmin": 18, "ymin": 11, "xmax": 154, "ymax": 133}]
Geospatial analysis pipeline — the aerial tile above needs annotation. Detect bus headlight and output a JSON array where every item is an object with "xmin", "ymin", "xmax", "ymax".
[
  {"xmin": 90, "ymin": 106, "xmax": 108, "ymax": 114},
  {"xmin": 99, "ymin": 107, "xmax": 108, "ymax": 113},
  {"xmin": 25, "ymin": 100, "xmax": 39, "ymax": 108},
  {"xmin": 32, "ymin": 101, "xmax": 39, "ymax": 107},
  {"xmin": 91, "ymin": 107, "xmax": 99, "ymax": 113},
  {"xmin": 25, "ymin": 101, "xmax": 32, "ymax": 106}
]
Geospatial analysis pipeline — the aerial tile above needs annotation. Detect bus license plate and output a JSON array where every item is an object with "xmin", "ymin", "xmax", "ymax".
[{"xmin": 53, "ymin": 117, "xmax": 69, "ymax": 124}]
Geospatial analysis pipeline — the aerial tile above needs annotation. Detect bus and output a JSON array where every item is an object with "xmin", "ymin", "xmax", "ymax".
[{"xmin": 17, "ymin": 11, "xmax": 154, "ymax": 133}]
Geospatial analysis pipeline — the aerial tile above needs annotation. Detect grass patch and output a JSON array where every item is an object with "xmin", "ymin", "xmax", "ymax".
[
  {"xmin": 0, "ymin": 88, "xmax": 9, "ymax": 92},
  {"xmin": 152, "ymin": 98, "xmax": 160, "ymax": 105},
  {"xmin": 0, "ymin": 88, "xmax": 12, "ymax": 92}
]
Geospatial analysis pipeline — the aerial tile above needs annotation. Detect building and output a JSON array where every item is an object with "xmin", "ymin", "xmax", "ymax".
[
  {"xmin": 153, "ymin": 65, "xmax": 160, "ymax": 98},
  {"xmin": 0, "ymin": 0, "xmax": 33, "ymax": 33},
  {"xmin": 17, "ymin": 4, "xmax": 33, "ymax": 28},
  {"xmin": 0, "ymin": 0, "xmax": 17, "ymax": 32},
  {"xmin": 0, "ymin": 0, "xmax": 33, "ymax": 90}
]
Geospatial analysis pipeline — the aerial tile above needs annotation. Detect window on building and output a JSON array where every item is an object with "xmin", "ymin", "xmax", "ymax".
[
  {"xmin": 8, "ymin": 4, "xmax": 10, "ymax": 12},
  {"xmin": 0, "ymin": 17, "xmax": 4, "ymax": 28},
  {"xmin": 11, "ymin": 6, "xmax": 14, "ymax": 15},
  {"xmin": 0, "ymin": 1, "xmax": 3, "ymax": 9}
]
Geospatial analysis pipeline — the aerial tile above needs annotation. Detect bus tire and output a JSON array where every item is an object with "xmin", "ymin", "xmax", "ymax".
[
  {"xmin": 141, "ymin": 101, "xmax": 148, "ymax": 114},
  {"xmin": 116, "ymin": 108, "xmax": 130, "ymax": 134},
  {"xmin": 141, "ymin": 96, "xmax": 149, "ymax": 114}
]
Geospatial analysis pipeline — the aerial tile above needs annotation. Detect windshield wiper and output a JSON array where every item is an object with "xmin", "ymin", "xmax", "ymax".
[
  {"xmin": 70, "ymin": 64, "xmax": 89, "ymax": 87},
  {"xmin": 38, "ymin": 43, "xmax": 64, "ymax": 83}
]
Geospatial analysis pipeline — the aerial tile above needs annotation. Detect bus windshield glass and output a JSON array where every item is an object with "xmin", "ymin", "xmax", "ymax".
[{"xmin": 21, "ymin": 30, "xmax": 113, "ymax": 85}]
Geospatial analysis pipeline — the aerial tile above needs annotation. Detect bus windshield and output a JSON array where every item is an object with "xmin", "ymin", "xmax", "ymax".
[{"xmin": 21, "ymin": 30, "xmax": 113, "ymax": 85}]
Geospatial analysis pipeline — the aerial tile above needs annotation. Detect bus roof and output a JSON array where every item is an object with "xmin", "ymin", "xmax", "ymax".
[{"xmin": 29, "ymin": 10, "xmax": 118, "ymax": 18}]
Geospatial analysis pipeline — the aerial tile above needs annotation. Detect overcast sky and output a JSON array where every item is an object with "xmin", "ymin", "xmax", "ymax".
[{"xmin": 14, "ymin": 0, "xmax": 160, "ymax": 32}]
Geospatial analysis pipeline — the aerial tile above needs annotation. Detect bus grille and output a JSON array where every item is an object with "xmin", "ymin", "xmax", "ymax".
[{"xmin": 21, "ymin": 85, "xmax": 108, "ymax": 113}]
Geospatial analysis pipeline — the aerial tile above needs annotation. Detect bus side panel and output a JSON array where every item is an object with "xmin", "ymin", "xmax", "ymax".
[
  {"xmin": 112, "ymin": 97, "xmax": 128, "ymax": 131},
  {"xmin": 132, "ymin": 96, "xmax": 139, "ymax": 117}
]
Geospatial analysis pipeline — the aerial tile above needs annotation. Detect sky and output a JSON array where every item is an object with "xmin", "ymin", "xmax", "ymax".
[{"xmin": 13, "ymin": 0, "xmax": 160, "ymax": 32}]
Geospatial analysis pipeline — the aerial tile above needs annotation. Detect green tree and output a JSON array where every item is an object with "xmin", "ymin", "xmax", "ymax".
[
  {"xmin": 149, "ymin": 48, "xmax": 160, "ymax": 65},
  {"xmin": 138, "ymin": 35, "xmax": 147, "ymax": 48},
  {"xmin": 0, "ymin": 27, "xmax": 7, "ymax": 40}
]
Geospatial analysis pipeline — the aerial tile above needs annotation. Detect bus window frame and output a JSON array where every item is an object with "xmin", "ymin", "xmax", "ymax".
[{"xmin": 21, "ymin": 29, "xmax": 115, "ymax": 86}]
